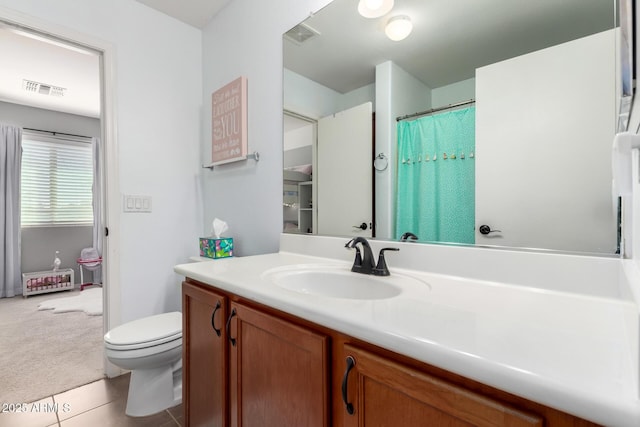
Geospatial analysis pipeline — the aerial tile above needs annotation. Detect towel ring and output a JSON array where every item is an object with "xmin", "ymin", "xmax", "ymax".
[{"xmin": 374, "ymin": 153, "xmax": 388, "ymax": 171}]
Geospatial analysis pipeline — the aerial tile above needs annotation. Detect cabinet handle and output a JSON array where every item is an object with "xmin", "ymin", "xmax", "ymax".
[
  {"xmin": 211, "ymin": 300, "xmax": 222, "ymax": 337},
  {"xmin": 341, "ymin": 356, "xmax": 356, "ymax": 415},
  {"xmin": 225, "ymin": 308, "xmax": 237, "ymax": 346}
]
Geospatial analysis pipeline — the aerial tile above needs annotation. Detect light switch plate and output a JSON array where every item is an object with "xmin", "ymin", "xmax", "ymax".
[{"xmin": 123, "ymin": 194, "xmax": 152, "ymax": 213}]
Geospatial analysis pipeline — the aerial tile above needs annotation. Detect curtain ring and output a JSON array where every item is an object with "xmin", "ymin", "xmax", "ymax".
[{"xmin": 374, "ymin": 153, "xmax": 388, "ymax": 171}]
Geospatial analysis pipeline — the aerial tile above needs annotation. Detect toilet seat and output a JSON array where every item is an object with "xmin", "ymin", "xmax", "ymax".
[{"xmin": 105, "ymin": 311, "xmax": 182, "ymax": 351}]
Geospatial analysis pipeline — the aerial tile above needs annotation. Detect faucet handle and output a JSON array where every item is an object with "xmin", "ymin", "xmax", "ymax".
[
  {"xmin": 373, "ymin": 247, "xmax": 399, "ymax": 276},
  {"xmin": 345, "ymin": 239, "xmax": 362, "ymax": 267}
]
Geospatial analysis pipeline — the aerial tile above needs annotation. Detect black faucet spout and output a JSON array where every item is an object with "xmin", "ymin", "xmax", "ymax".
[
  {"xmin": 400, "ymin": 232, "xmax": 418, "ymax": 242},
  {"xmin": 345, "ymin": 237, "xmax": 375, "ymax": 274}
]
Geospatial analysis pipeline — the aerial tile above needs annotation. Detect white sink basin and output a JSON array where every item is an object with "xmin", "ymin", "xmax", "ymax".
[{"xmin": 262, "ymin": 264, "xmax": 430, "ymax": 300}]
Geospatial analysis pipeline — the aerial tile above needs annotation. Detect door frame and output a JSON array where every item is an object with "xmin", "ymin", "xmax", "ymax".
[
  {"xmin": 284, "ymin": 110, "xmax": 318, "ymax": 233},
  {"xmin": 0, "ymin": 6, "xmax": 121, "ymax": 377}
]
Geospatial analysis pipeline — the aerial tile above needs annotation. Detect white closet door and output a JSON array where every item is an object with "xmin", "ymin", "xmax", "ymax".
[{"xmin": 317, "ymin": 102, "xmax": 373, "ymax": 237}]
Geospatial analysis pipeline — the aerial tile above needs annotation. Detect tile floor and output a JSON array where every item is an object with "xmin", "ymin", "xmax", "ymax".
[{"xmin": 0, "ymin": 374, "xmax": 182, "ymax": 427}]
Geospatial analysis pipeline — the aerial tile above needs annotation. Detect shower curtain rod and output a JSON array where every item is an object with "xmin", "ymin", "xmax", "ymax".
[
  {"xmin": 23, "ymin": 127, "xmax": 92, "ymax": 140},
  {"xmin": 396, "ymin": 99, "xmax": 475, "ymax": 122}
]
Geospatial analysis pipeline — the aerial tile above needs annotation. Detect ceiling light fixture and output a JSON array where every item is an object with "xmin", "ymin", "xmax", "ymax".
[
  {"xmin": 385, "ymin": 15, "xmax": 413, "ymax": 41},
  {"xmin": 358, "ymin": 0, "xmax": 394, "ymax": 18}
]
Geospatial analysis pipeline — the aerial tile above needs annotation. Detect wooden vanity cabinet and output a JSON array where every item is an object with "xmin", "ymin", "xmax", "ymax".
[
  {"xmin": 182, "ymin": 282, "xmax": 228, "ymax": 427},
  {"xmin": 183, "ymin": 278, "xmax": 601, "ymax": 427}
]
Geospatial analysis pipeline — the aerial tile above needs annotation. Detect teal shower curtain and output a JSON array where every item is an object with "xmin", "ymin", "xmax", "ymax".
[{"xmin": 395, "ymin": 107, "xmax": 475, "ymax": 244}]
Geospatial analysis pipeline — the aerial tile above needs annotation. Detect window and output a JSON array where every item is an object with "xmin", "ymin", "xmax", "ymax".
[{"xmin": 21, "ymin": 132, "xmax": 93, "ymax": 227}]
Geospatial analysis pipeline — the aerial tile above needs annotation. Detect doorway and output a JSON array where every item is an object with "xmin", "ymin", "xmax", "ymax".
[
  {"xmin": 0, "ymin": 8, "xmax": 120, "ymax": 383},
  {"xmin": 283, "ymin": 111, "xmax": 316, "ymax": 234}
]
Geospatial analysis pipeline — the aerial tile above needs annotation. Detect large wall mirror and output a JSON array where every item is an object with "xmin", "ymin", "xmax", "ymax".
[{"xmin": 283, "ymin": 0, "xmax": 627, "ymax": 256}]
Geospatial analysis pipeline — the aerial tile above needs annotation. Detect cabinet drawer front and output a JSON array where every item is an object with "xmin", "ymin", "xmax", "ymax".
[{"xmin": 343, "ymin": 345, "xmax": 543, "ymax": 427}]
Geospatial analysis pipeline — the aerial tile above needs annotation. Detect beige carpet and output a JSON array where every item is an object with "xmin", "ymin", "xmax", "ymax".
[{"xmin": 0, "ymin": 289, "xmax": 104, "ymax": 404}]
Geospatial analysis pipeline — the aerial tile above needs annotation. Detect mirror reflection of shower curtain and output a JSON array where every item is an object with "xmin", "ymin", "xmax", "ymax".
[{"xmin": 395, "ymin": 107, "xmax": 475, "ymax": 244}]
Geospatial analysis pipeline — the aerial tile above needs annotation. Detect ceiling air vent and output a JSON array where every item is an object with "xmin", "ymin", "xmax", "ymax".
[
  {"xmin": 22, "ymin": 79, "xmax": 66, "ymax": 97},
  {"xmin": 284, "ymin": 23, "xmax": 320, "ymax": 45}
]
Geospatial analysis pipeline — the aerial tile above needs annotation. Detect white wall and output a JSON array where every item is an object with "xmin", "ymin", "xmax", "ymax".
[
  {"xmin": 0, "ymin": 101, "xmax": 101, "ymax": 136},
  {"xmin": 284, "ymin": 68, "xmax": 374, "ymax": 119},
  {"xmin": 21, "ymin": 226, "xmax": 92, "ymax": 281},
  {"xmin": 284, "ymin": 69, "xmax": 342, "ymax": 119},
  {"xmin": 284, "ymin": 122, "xmax": 313, "ymax": 171},
  {"xmin": 284, "ymin": 130, "xmax": 313, "ymax": 152},
  {"xmin": 0, "ymin": 0, "xmax": 203, "ymax": 322},
  {"xmin": 202, "ymin": 0, "xmax": 333, "ymax": 256},
  {"xmin": 431, "ymin": 78, "xmax": 475, "ymax": 108},
  {"xmin": 337, "ymin": 83, "xmax": 375, "ymax": 113}
]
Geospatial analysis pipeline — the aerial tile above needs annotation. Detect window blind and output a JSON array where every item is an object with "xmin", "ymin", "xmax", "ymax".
[{"xmin": 21, "ymin": 133, "xmax": 93, "ymax": 227}]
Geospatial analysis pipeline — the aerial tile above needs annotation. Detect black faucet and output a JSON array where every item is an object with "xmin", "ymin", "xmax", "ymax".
[
  {"xmin": 400, "ymin": 232, "xmax": 418, "ymax": 242},
  {"xmin": 345, "ymin": 237, "xmax": 399, "ymax": 276},
  {"xmin": 345, "ymin": 237, "xmax": 375, "ymax": 274}
]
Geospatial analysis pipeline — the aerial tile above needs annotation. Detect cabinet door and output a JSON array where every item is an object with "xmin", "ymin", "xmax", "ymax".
[
  {"xmin": 341, "ymin": 345, "xmax": 543, "ymax": 427},
  {"xmin": 228, "ymin": 302, "xmax": 329, "ymax": 427},
  {"xmin": 183, "ymin": 282, "xmax": 228, "ymax": 427}
]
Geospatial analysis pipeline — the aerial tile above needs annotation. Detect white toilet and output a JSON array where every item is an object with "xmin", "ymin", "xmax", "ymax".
[{"xmin": 104, "ymin": 311, "xmax": 183, "ymax": 417}]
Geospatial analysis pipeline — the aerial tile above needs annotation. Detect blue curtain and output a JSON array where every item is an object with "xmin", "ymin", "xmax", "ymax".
[{"xmin": 395, "ymin": 107, "xmax": 475, "ymax": 244}]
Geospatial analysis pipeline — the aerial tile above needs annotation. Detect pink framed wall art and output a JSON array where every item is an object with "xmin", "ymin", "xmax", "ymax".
[{"xmin": 211, "ymin": 76, "xmax": 248, "ymax": 165}]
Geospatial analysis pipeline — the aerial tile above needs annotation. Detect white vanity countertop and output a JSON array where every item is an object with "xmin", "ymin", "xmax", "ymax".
[{"xmin": 174, "ymin": 251, "xmax": 640, "ymax": 427}]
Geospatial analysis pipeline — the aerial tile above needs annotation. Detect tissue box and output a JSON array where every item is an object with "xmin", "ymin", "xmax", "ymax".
[{"xmin": 199, "ymin": 237, "xmax": 234, "ymax": 259}]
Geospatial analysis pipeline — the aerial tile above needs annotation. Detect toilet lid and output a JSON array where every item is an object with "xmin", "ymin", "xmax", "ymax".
[{"xmin": 105, "ymin": 311, "xmax": 182, "ymax": 348}]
